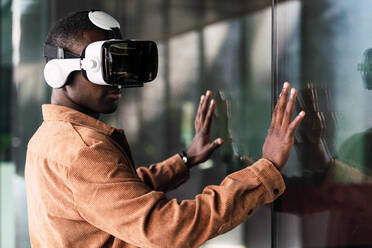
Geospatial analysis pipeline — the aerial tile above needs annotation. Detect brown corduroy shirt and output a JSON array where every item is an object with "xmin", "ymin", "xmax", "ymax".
[{"xmin": 25, "ymin": 104, "xmax": 285, "ymax": 248}]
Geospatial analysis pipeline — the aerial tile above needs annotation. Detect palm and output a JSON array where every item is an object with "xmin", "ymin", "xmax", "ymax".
[{"xmin": 186, "ymin": 91, "xmax": 223, "ymax": 167}]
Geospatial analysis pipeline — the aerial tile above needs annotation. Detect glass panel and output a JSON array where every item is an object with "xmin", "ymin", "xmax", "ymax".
[
  {"xmin": 274, "ymin": 0, "xmax": 372, "ymax": 247},
  {"xmin": 3, "ymin": 1, "xmax": 274, "ymax": 247}
]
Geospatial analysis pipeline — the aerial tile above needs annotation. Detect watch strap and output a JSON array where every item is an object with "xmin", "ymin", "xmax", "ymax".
[{"xmin": 179, "ymin": 151, "xmax": 189, "ymax": 166}]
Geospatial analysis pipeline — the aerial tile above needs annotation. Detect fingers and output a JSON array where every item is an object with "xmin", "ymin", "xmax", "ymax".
[
  {"xmin": 281, "ymin": 88, "xmax": 297, "ymax": 130},
  {"xmin": 203, "ymin": 99, "xmax": 216, "ymax": 133},
  {"xmin": 195, "ymin": 90, "xmax": 214, "ymax": 130},
  {"xmin": 195, "ymin": 95, "xmax": 205, "ymax": 129},
  {"xmin": 195, "ymin": 91, "xmax": 211, "ymax": 129},
  {"xmin": 200, "ymin": 91, "xmax": 212, "ymax": 124},
  {"xmin": 271, "ymin": 82, "xmax": 305, "ymax": 136},
  {"xmin": 304, "ymin": 83, "xmax": 319, "ymax": 113},
  {"xmin": 208, "ymin": 138, "xmax": 224, "ymax": 151},
  {"xmin": 287, "ymin": 111, "xmax": 306, "ymax": 138},
  {"xmin": 274, "ymin": 82, "xmax": 290, "ymax": 127},
  {"xmin": 270, "ymin": 82, "xmax": 290, "ymax": 130}
]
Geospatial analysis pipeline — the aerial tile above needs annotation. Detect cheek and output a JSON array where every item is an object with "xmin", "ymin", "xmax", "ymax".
[
  {"xmin": 67, "ymin": 73, "xmax": 118, "ymax": 113},
  {"xmin": 67, "ymin": 75, "xmax": 102, "ymax": 103},
  {"xmin": 83, "ymin": 88, "xmax": 109, "ymax": 110},
  {"xmin": 77, "ymin": 75, "xmax": 103, "ymax": 97},
  {"xmin": 84, "ymin": 85, "xmax": 118, "ymax": 112}
]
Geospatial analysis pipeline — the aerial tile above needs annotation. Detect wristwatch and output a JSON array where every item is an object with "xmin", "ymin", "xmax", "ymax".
[{"xmin": 179, "ymin": 151, "xmax": 189, "ymax": 165}]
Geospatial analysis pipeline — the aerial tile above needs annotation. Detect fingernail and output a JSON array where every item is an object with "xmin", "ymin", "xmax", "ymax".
[
  {"xmin": 290, "ymin": 88, "xmax": 296, "ymax": 96},
  {"xmin": 283, "ymin": 82, "xmax": 289, "ymax": 89},
  {"xmin": 210, "ymin": 99, "xmax": 215, "ymax": 107},
  {"xmin": 206, "ymin": 90, "xmax": 211, "ymax": 96},
  {"xmin": 299, "ymin": 111, "xmax": 305, "ymax": 117},
  {"xmin": 200, "ymin": 95, "xmax": 204, "ymax": 102}
]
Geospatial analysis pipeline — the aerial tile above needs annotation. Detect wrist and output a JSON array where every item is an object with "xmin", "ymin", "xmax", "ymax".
[{"xmin": 262, "ymin": 157, "xmax": 281, "ymax": 172}]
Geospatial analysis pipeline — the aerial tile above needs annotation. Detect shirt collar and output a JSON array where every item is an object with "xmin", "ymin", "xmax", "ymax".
[{"xmin": 42, "ymin": 104, "xmax": 116, "ymax": 136}]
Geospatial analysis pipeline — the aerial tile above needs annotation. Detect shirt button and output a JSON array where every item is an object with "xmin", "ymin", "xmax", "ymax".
[
  {"xmin": 248, "ymin": 209, "xmax": 253, "ymax": 215},
  {"xmin": 273, "ymin": 188, "xmax": 279, "ymax": 195}
]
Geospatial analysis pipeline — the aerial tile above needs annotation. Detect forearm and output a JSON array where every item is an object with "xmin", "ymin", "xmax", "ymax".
[
  {"xmin": 136, "ymin": 154, "xmax": 190, "ymax": 192},
  {"xmin": 72, "ymin": 158, "xmax": 285, "ymax": 248}
]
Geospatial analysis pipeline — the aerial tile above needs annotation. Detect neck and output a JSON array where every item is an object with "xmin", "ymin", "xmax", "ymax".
[{"xmin": 51, "ymin": 89, "xmax": 100, "ymax": 119}]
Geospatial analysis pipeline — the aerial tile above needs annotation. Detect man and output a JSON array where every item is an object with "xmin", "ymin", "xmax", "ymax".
[{"xmin": 25, "ymin": 10, "xmax": 305, "ymax": 248}]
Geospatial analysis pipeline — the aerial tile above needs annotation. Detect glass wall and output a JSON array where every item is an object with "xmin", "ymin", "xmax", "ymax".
[
  {"xmin": 1, "ymin": 0, "xmax": 273, "ymax": 247},
  {"xmin": 274, "ymin": 0, "xmax": 372, "ymax": 247}
]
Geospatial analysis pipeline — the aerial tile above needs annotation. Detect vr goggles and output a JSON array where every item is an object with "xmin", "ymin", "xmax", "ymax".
[{"xmin": 44, "ymin": 10, "xmax": 158, "ymax": 88}]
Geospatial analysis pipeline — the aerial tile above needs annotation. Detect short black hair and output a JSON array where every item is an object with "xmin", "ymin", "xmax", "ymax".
[
  {"xmin": 45, "ymin": 11, "xmax": 114, "ymax": 86},
  {"xmin": 45, "ymin": 11, "xmax": 111, "ymax": 53}
]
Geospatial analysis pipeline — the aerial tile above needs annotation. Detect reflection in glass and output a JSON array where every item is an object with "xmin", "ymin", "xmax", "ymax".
[
  {"xmin": 358, "ymin": 48, "xmax": 372, "ymax": 90},
  {"xmin": 275, "ymin": 0, "xmax": 372, "ymax": 247}
]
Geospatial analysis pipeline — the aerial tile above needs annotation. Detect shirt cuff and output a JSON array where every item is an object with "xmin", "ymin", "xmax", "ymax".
[
  {"xmin": 164, "ymin": 154, "xmax": 190, "ymax": 188},
  {"xmin": 171, "ymin": 154, "xmax": 190, "ymax": 172},
  {"xmin": 247, "ymin": 158, "xmax": 286, "ymax": 203}
]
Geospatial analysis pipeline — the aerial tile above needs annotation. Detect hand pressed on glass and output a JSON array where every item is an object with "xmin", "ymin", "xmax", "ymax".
[
  {"xmin": 186, "ymin": 90, "xmax": 224, "ymax": 167},
  {"xmin": 262, "ymin": 82, "xmax": 305, "ymax": 170}
]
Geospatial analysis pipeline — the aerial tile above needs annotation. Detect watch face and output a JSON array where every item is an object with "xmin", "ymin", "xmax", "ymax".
[{"xmin": 182, "ymin": 156, "xmax": 188, "ymax": 164}]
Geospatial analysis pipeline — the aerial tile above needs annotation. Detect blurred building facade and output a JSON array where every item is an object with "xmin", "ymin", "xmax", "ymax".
[{"xmin": 2, "ymin": 0, "xmax": 372, "ymax": 247}]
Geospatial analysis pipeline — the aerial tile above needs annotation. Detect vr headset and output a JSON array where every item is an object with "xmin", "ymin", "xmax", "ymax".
[{"xmin": 44, "ymin": 10, "xmax": 158, "ymax": 88}]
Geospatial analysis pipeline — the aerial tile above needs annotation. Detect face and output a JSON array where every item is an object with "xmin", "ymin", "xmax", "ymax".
[{"xmin": 63, "ymin": 30, "xmax": 122, "ymax": 118}]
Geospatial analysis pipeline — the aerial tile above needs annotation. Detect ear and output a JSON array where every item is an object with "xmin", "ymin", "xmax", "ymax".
[{"xmin": 44, "ymin": 59, "xmax": 81, "ymax": 88}]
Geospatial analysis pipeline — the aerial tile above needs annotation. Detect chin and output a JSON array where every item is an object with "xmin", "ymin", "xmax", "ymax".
[
  {"xmin": 101, "ymin": 104, "xmax": 118, "ymax": 114},
  {"xmin": 101, "ymin": 106, "xmax": 118, "ymax": 114}
]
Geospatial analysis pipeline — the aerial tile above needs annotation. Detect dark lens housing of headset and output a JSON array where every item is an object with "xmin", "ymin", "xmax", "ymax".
[{"xmin": 102, "ymin": 40, "xmax": 158, "ymax": 87}]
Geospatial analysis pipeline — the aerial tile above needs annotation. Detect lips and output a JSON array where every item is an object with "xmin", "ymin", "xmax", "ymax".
[{"xmin": 106, "ymin": 88, "xmax": 122, "ymax": 99}]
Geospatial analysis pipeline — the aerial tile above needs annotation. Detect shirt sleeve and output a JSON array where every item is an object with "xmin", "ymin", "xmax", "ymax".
[
  {"xmin": 136, "ymin": 154, "xmax": 190, "ymax": 192},
  {"xmin": 68, "ymin": 143, "xmax": 285, "ymax": 248}
]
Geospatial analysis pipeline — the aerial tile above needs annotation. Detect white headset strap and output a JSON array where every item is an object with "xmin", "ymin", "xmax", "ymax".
[{"xmin": 88, "ymin": 11, "xmax": 120, "ymax": 30}]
